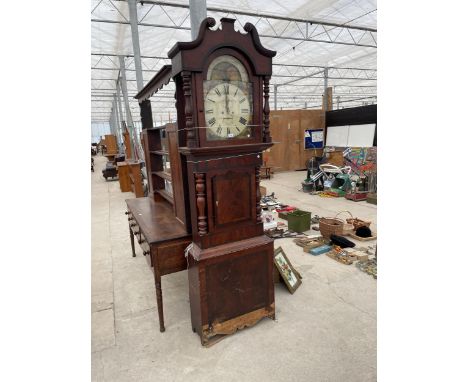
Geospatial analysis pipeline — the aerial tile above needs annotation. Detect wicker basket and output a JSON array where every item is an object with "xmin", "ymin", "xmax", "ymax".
[
  {"xmin": 319, "ymin": 217, "xmax": 344, "ymax": 238},
  {"xmin": 346, "ymin": 217, "xmax": 371, "ymax": 230},
  {"xmin": 335, "ymin": 211, "xmax": 355, "ymax": 235}
]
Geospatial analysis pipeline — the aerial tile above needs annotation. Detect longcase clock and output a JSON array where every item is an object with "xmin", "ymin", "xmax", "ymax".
[{"xmin": 168, "ymin": 17, "xmax": 276, "ymax": 346}]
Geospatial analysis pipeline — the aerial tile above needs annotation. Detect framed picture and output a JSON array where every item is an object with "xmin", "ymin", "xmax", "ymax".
[{"xmin": 274, "ymin": 247, "xmax": 302, "ymax": 294}]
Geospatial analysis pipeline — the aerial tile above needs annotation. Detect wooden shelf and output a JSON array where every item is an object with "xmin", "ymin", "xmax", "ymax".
[
  {"xmin": 156, "ymin": 189, "xmax": 174, "ymax": 204},
  {"xmin": 150, "ymin": 150, "xmax": 168, "ymax": 156},
  {"xmin": 142, "ymin": 122, "xmax": 186, "ymax": 224},
  {"xmin": 153, "ymin": 171, "xmax": 172, "ymax": 181}
]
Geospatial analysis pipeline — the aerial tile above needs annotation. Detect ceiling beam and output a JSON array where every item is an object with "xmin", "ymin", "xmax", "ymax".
[
  {"xmin": 133, "ymin": 0, "xmax": 376, "ymax": 33},
  {"xmin": 91, "ymin": 18, "xmax": 376, "ymax": 48}
]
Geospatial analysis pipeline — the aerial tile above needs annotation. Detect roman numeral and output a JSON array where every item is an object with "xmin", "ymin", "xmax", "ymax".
[
  {"xmin": 215, "ymin": 88, "xmax": 221, "ymax": 96},
  {"xmin": 235, "ymin": 126, "xmax": 241, "ymax": 132},
  {"xmin": 239, "ymin": 98, "xmax": 246, "ymax": 104},
  {"xmin": 224, "ymin": 84, "xmax": 229, "ymax": 95},
  {"xmin": 234, "ymin": 88, "xmax": 238, "ymax": 96},
  {"xmin": 207, "ymin": 98, "xmax": 215, "ymax": 103},
  {"xmin": 241, "ymin": 108, "xmax": 249, "ymax": 113},
  {"xmin": 227, "ymin": 127, "xmax": 231, "ymax": 135},
  {"xmin": 206, "ymin": 109, "xmax": 213, "ymax": 114},
  {"xmin": 216, "ymin": 127, "xmax": 222, "ymax": 135},
  {"xmin": 208, "ymin": 117, "xmax": 216, "ymax": 126},
  {"xmin": 239, "ymin": 117, "xmax": 247, "ymax": 125}
]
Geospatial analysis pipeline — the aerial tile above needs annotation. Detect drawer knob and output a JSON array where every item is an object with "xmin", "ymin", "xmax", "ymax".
[
  {"xmin": 125, "ymin": 211, "xmax": 130, "ymax": 215},
  {"xmin": 134, "ymin": 230, "xmax": 140, "ymax": 235},
  {"xmin": 139, "ymin": 238, "xmax": 146, "ymax": 244},
  {"xmin": 130, "ymin": 223, "xmax": 137, "ymax": 227},
  {"xmin": 143, "ymin": 250, "xmax": 150, "ymax": 256}
]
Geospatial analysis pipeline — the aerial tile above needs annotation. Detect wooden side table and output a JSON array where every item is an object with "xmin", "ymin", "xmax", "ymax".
[{"xmin": 125, "ymin": 197, "xmax": 191, "ymax": 332}]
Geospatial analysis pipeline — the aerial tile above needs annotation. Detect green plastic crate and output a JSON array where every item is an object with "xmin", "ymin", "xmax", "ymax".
[{"xmin": 287, "ymin": 210, "xmax": 311, "ymax": 233}]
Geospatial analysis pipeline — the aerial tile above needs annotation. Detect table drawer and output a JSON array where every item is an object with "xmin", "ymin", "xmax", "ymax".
[{"xmin": 158, "ymin": 239, "xmax": 191, "ymax": 275}]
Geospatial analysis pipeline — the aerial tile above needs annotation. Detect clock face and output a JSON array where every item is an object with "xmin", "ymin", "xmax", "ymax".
[
  {"xmin": 204, "ymin": 83, "xmax": 251, "ymax": 139},
  {"xmin": 203, "ymin": 55, "xmax": 253, "ymax": 141}
]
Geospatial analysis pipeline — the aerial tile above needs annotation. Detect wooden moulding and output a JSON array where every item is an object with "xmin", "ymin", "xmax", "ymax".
[{"xmin": 201, "ymin": 303, "xmax": 275, "ymax": 347}]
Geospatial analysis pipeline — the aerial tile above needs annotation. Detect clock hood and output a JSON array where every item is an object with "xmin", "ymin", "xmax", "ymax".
[{"xmin": 168, "ymin": 17, "xmax": 276, "ymax": 77}]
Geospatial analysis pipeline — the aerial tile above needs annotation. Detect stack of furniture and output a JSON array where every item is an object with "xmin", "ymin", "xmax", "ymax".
[
  {"xmin": 116, "ymin": 127, "xmax": 145, "ymax": 197},
  {"xmin": 126, "ymin": 17, "xmax": 276, "ymax": 346},
  {"xmin": 103, "ymin": 134, "xmax": 118, "ymax": 162},
  {"xmin": 117, "ymin": 161, "xmax": 131, "ymax": 192},
  {"xmin": 123, "ymin": 128, "xmax": 132, "ymax": 159},
  {"xmin": 128, "ymin": 161, "xmax": 144, "ymax": 197},
  {"xmin": 117, "ymin": 160, "xmax": 144, "ymax": 197}
]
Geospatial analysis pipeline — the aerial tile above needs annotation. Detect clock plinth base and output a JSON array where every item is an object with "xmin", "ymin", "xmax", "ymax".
[
  {"xmin": 187, "ymin": 236, "xmax": 275, "ymax": 346},
  {"xmin": 199, "ymin": 304, "xmax": 275, "ymax": 347}
]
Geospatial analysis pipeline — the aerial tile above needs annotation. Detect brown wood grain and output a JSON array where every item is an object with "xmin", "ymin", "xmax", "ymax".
[
  {"xmin": 123, "ymin": 130, "xmax": 131, "ymax": 159},
  {"xmin": 125, "ymin": 197, "xmax": 189, "ymax": 244},
  {"xmin": 117, "ymin": 161, "xmax": 132, "ymax": 192},
  {"xmin": 167, "ymin": 123, "xmax": 188, "ymax": 228},
  {"xmin": 104, "ymin": 134, "xmax": 118, "ymax": 155},
  {"xmin": 128, "ymin": 161, "xmax": 144, "ymax": 197},
  {"xmin": 268, "ymin": 109, "xmax": 324, "ymax": 171}
]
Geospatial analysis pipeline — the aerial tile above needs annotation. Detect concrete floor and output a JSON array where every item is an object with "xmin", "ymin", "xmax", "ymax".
[{"xmin": 92, "ymin": 155, "xmax": 377, "ymax": 381}]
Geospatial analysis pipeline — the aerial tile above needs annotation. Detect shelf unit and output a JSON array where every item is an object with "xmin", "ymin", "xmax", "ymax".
[
  {"xmin": 141, "ymin": 125, "xmax": 173, "ymax": 202},
  {"xmin": 141, "ymin": 123, "xmax": 189, "ymax": 229}
]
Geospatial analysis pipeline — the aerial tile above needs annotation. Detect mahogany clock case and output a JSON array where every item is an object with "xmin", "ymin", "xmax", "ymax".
[
  {"xmin": 135, "ymin": 17, "xmax": 278, "ymax": 346},
  {"xmin": 188, "ymin": 235, "xmax": 275, "ymax": 346}
]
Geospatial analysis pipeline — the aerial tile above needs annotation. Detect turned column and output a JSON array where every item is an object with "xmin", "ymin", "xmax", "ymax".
[
  {"xmin": 182, "ymin": 71, "xmax": 197, "ymax": 148},
  {"xmin": 263, "ymin": 76, "xmax": 272, "ymax": 143},
  {"xmin": 194, "ymin": 173, "xmax": 207, "ymax": 235}
]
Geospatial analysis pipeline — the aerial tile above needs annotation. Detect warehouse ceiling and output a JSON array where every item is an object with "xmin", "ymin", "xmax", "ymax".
[{"xmin": 91, "ymin": 0, "xmax": 377, "ymax": 124}]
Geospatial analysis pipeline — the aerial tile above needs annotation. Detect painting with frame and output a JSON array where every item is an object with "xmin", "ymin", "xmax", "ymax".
[{"xmin": 273, "ymin": 247, "xmax": 302, "ymax": 294}]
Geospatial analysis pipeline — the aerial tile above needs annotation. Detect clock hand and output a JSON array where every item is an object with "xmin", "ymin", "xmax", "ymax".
[{"xmin": 225, "ymin": 91, "xmax": 230, "ymax": 115}]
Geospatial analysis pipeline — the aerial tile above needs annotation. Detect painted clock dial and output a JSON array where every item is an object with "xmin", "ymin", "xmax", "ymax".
[{"xmin": 203, "ymin": 55, "xmax": 253, "ymax": 141}]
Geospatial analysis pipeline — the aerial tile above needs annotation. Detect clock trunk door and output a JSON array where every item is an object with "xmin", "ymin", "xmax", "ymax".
[{"xmin": 211, "ymin": 169, "xmax": 256, "ymax": 230}]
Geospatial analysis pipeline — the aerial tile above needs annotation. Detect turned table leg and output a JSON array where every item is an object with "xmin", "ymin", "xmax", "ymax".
[
  {"xmin": 129, "ymin": 224, "xmax": 136, "ymax": 257},
  {"xmin": 152, "ymin": 250, "xmax": 165, "ymax": 332}
]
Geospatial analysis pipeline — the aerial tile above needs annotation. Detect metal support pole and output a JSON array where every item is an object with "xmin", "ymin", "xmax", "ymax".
[
  {"xmin": 113, "ymin": 93, "xmax": 122, "ymax": 147},
  {"xmin": 189, "ymin": 0, "xmax": 207, "ymax": 40},
  {"xmin": 323, "ymin": 67, "xmax": 329, "ymax": 111},
  {"xmin": 119, "ymin": 55, "xmax": 136, "ymax": 160},
  {"xmin": 116, "ymin": 79, "xmax": 125, "ymax": 130},
  {"xmin": 274, "ymin": 85, "xmax": 278, "ymax": 110},
  {"xmin": 127, "ymin": 0, "xmax": 144, "ymax": 91},
  {"xmin": 110, "ymin": 99, "xmax": 117, "ymax": 136}
]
